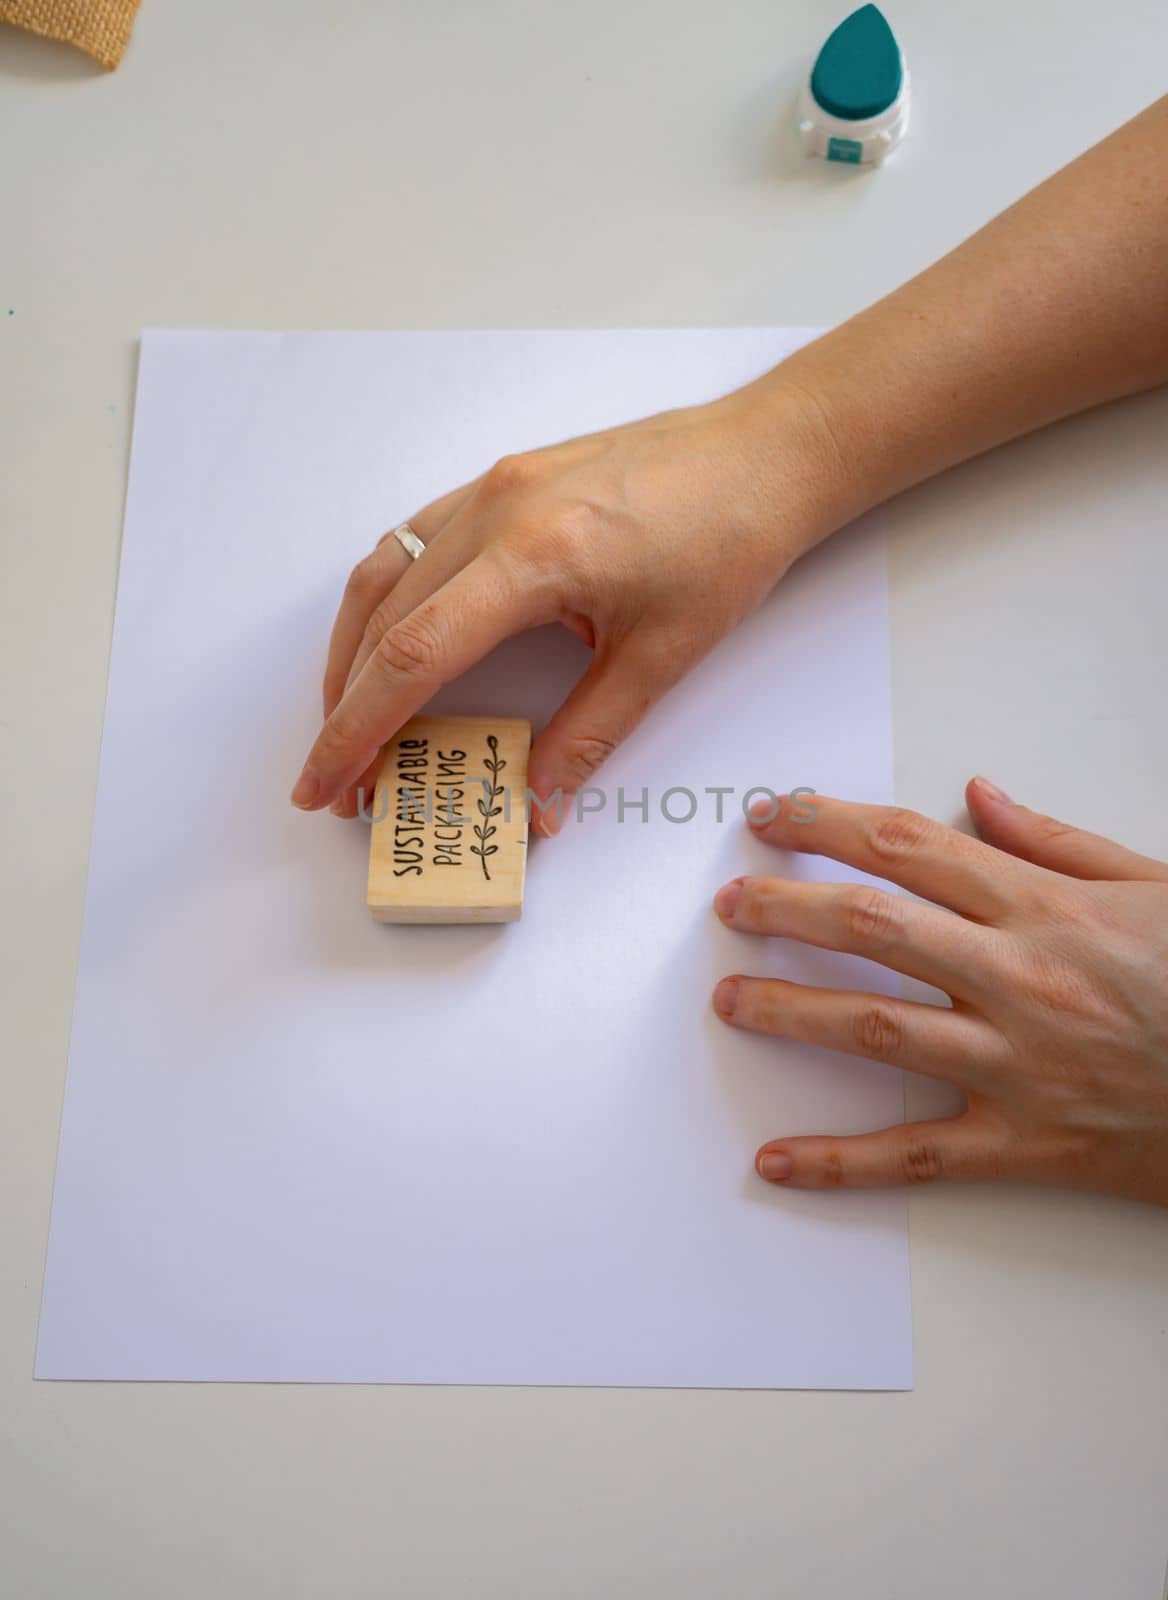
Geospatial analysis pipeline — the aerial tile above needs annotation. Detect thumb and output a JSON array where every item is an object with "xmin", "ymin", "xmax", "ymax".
[
  {"xmin": 527, "ymin": 641, "xmax": 678, "ymax": 836},
  {"xmin": 966, "ymin": 776, "xmax": 1168, "ymax": 882}
]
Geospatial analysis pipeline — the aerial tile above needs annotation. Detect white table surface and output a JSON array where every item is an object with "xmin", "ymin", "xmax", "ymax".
[{"xmin": 2, "ymin": 3, "xmax": 1166, "ymax": 1595}]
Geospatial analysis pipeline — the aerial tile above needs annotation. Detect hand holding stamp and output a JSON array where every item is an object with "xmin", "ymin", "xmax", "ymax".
[{"xmin": 367, "ymin": 716, "xmax": 532, "ymax": 924}]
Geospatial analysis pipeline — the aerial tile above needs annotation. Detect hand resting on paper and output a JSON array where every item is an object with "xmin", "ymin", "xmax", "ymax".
[
  {"xmin": 713, "ymin": 781, "xmax": 1168, "ymax": 1208},
  {"xmin": 291, "ymin": 97, "xmax": 1167, "ymax": 823}
]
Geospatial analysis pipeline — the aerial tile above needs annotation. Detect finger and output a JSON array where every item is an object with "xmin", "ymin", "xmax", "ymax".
[
  {"xmin": 323, "ymin": 482, "xmax": 476, "ymax": 716},
  {"xmin": 713, "ymin": 875, "xmax": 1000, "ymax": 998},
  {"xmin": 328, "ymin": 751, "xmax": 385, "ymax": 821},
  {"xmin": 753, "ymin": 1115, "xmax": 1003, "ymax": 1190},
  {"xmin": 712, "ymin": 975, "xmax": 1003, "ymax": 1087},
  {"xmin": 748, "ymin": 793, "xmax": 1026, "ymax": 922},
  {"xmin": 966, "ymin": 776, "xmax": 1168, "ymax": 883},
  {"xmin": 327, "ymin": 507, "xmax": 481, "ymax": 819},
  {"xmin": 291, "ymin": 554, "xmax": 545, "ymax": 810},
  {"xmin": 324, "ymin": 538, "xmax": 412, "ymax": 718},
  {"xmin": 526, "ymin": 635, "xmax": 685, "ymax": 837},
  {"xmin": 342, "ymin": 506, "xmax": 485, "ymax": 698}
]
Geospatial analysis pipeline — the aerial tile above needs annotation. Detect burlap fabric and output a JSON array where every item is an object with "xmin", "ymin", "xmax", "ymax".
[{"xmin": 1, "ymin": 0, "xmax": 141, "ymax": 69}]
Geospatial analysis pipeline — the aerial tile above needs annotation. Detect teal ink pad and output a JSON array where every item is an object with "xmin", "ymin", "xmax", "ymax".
[{"xmin": 798, "ymin": 6, "xmax": 910, "ymax": 165}]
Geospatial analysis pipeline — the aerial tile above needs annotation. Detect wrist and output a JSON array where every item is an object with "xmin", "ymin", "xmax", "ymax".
[
  {"xmin": 702, "ymin": 363, "xmax": 876, "ymax": 577},
  {"xmin": 758, "ymin": 360, "xmax": 880, "ymax": 528}
]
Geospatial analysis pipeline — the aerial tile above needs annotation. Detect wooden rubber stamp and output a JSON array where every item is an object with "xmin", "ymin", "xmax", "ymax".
[{"xmin": 367, "ymin": 715, "xmax": 532, "ymax": 924}]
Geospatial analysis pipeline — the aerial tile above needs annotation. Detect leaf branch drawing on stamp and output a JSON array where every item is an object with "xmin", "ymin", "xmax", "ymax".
[{"xmin": 471, "ymin": 734, "xmax": 505, "ymax": 881}]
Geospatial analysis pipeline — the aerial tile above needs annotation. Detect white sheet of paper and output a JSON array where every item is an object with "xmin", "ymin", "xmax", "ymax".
[{"xmin": 36, "ymin": 330, "xmax": 911, "ymax": 1389}]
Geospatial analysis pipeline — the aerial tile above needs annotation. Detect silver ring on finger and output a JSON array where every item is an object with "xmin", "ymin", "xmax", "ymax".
[{"xmin": 390, "ymin": 521, "xmax": 426, "ymax": 561}]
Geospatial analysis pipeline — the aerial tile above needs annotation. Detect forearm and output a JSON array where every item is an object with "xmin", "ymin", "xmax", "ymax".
[{"xmin": 755, "ymin": 95, "xmax": 1168, "ymax": 538}]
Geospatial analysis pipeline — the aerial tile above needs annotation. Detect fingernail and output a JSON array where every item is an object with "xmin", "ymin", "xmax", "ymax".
[
  {"xmin": 974, "ymin": 776, "xmax": 1012, "ymax": 805},
  {"xmin": 531, "ymin": 792, "xmax": 569, "ymax": 838},
  {"xmin": 713, "ymin": 978, "xmax": 739, "ymax": 1020},
  {"xmin": 329, "ymin": 798, "xmax": 346, "ymax": 818},
  {"xmin": 758, "ymin": 1150, "xmax": 794, "ymax": 1183},
  {"xmin": 714, "ymin": 879, "xmax": 743, "ymax": 921},
  {"xmin": 748, "ymin": 796, "xmax": 778, "ymax": 826},
  {"xmin": 290, "ymin": 766, "xmax": 320, "ymax": 809}
]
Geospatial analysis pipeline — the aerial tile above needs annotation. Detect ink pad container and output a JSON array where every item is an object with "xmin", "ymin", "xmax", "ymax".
[{"xmin": 798, "ymin": 5, "xmax": 909, "ymax": 166}]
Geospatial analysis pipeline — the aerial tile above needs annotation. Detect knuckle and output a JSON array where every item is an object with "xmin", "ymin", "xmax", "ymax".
[
  {"xmin": 852, "ymin": 1001, "xmax": 904, "ymax": 1061},
  {"xmin": 558, "ymin": 732, "xmax": 618, "ymax": 788},
  {"xmin": 345, "ymin": 555, "xmax": 380, "ymax": 598},
  {"xmin": 361, "ymin": 599, "xmax": 400, "ymax": 655},
  {"xmin": 499, "ymin": 502, "xmax": 595, "ymax": 581},
  {"xmin": 819, "ymin": 1148, "xmax": 846, "ymax": 1188},
  {"xmin": 1025, "ymin": 953, "xmax": 1113, "ymax": 1028},
  {"xmin": 482, "ymin": 452, "xmax": 538, "ymax": 499},
  {"xmin": 1032, "ymin": 813, "xmax": 1080, "ymax": 848},
  {"xmin": 317, "ymin": 705, "xmax": 361, "ymax": 762},
  {"xmin": 1043, "ymin": 882, "xmax": 1113, "ymax": 939},
  {"xmin": 373, "ymin": 613, "xmax": 442, "ymax": 681},
  {"xmin": 842, "ymin": 886, "xmax": 901, "ymax": 950},
  {"xmin": 867, "ymin": 807, "xmax": 934, "ymax": 867},
  {"xmin": 546, "ymin": 499, "xmax": 599, "ymax": 549},
  {"xmin": 899, "ymin": 1138, "xmax": 945, "ymax": 1185}
]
